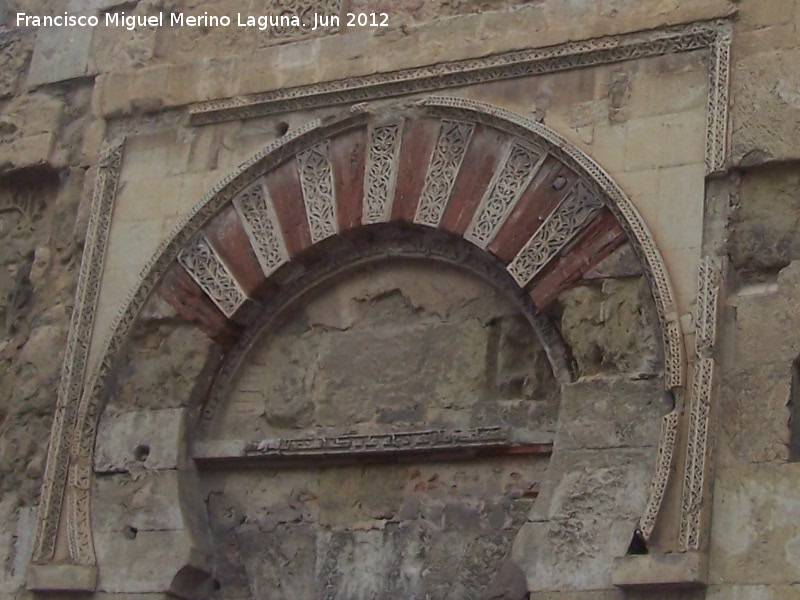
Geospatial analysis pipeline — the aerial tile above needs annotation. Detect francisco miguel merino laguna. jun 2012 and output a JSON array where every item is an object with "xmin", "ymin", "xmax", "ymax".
[{"xmin": 14, "ymin": 10, "xmax": 383, "ymax": 30}]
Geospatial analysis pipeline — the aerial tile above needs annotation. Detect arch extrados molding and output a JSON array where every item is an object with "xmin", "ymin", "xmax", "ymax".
[{"xmin": 34, "ymin": 97, "xmax": 687, "ymax": 570}]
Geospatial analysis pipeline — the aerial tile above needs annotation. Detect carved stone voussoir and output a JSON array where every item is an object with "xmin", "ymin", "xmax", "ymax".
[
  {"xmin": 414, "ymin": 120, "xmax": 475, "ymax": 228},
  {"xmin": 363, "ymin": 121, "xmax": 403, "ymax": 224},
  {"xmin": 178, "ymin": 235, "xmax": 248, "ymax": 318},
  {"xmin": 506, "ymin": 182, "xmax": 603, "ymax": 287},
  {"xmin": 298, "ymin": 140, "xmax": 338, "ymax": 243},
  {"xmin": 464, "ymin": 142, "xmax": 546, "ymax": 248},
  {"xmin": 233, "ymin": 179, "xmax": 290, "ymax": 278}
]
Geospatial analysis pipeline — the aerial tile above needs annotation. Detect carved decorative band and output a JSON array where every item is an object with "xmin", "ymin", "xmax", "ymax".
[
  {"xmin": 679, "ymin": 254, "xmax": 722, "ymax": 551},
  {"xmin": 464, "ymin": 142, "xmax": 545, "ymax": 248},
  {"xmin": 506, "ymin": 182, "xmax": 603, "ymax": 286},
  {"xmin": 178, "ymin": 235, "xmax": 247, "ymax": 317},
  {"xmin": 194, "ymin": 428, "xmax": 555, "ymax": 468},
  {"xmin": 248, "ymin": 427, "xmax": 508, "ymax": 455},
  {"xmin": 298, "ymin": 141, "xmax": 338, "ymax": 243},
  {"xmin": 680, "ymin": 356, "xmax": 715, "ymax": 551},
  {"xmin": 706, "ymin": 21, "xmax": 732, "ymax": 174},
  {"xmin": 414, "ymin": 120, "xmax": 475, "ymax": 228},
  {"xmin": 638, "ymin": 409, "xmax": 679, "ymax": 542},
  {"xmin": 363, "ymin": 122, "xmax": 403, "ymax": 224},
  {"xmin": 695, "ymin": 256, "xmax": 720, "ymax": 357},
  {"xmin": 32, "ymin": 141, "xmax": 124, "ymax": 563},
  {"xmin": 233, "ymin": 180, "xmax": 289, "ymax": 278},
  {"xmin": 189, "ymin": 19, "xmax": 727, "ymax": 132}
]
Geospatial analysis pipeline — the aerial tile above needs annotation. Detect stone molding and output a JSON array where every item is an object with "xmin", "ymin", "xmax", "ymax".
[
  {"xmin": 679, "ymin": 257, "xmax": 722, "ymax": 551},
  {"xmin": 192, "ymin": 428, "xmax": 555, "ymax": 468},
  {"xmin": 31, "ymin": 97, "xmax": 690, "ymax": 587},
  {"xmin": 638, "ymin": 408, "xmax": 680, "ymax": 542},
  {"xmin": 188, "ymin": 19, "xmax": 732, "ymax": 174},
  {"xmin": 32, "ymin": 142, "xmax": 124, "ymax": 565}
]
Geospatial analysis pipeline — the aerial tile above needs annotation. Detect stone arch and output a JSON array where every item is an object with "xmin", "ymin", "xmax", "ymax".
[{"xmin": 61, "ymin": 97, "xmax": 685, "ymax": 580}]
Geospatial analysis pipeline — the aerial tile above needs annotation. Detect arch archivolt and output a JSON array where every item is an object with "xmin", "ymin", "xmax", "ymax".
[{"xmin": 33, "ymin": 97, "xmax": 694, "ymax": 591}]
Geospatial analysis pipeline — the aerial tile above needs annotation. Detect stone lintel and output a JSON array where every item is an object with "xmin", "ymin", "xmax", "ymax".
[
  {"xmin": 27, "ymin": 563, "xmax": 98, "ymax": 592},
  {"xmin": 612, "ymin": 552, "xmax": 708, "ymax": 590}
]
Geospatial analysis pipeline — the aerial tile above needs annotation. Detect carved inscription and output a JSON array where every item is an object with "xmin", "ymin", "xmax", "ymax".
[{"xmin": 194, "ymin": 428, "xmax": 554, "ymax": 468}]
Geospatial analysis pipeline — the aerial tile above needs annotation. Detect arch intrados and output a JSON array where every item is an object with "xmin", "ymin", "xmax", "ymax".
[{"xmin": 62, "ymin": 96, "xmax": 685, "ymax": 565}]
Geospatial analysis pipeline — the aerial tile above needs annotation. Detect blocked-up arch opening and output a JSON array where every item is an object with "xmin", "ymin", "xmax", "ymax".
[{"xmin": 55, "ymin": 98, "xmax": 685, "ymax": 595}]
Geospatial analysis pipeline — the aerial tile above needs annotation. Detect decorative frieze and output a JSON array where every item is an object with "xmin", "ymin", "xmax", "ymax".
[
  {"xmin": 680, "ymin": 357, "xmax": 715, "ymax": 551},
  {"xmin": 297, "ymin": 141, "xmax": 338, "ymax": 243},
  {"xmin": 233, "ymin": 180, "xmax": 289, "ymax": 278},
  {"xmin": 679, "ymin": 257, "xmax": 721, "ymax": 551},
  {"xmin": 694, "ymin": 256, "xmax": 720, "ymax": 357},
  {"xmin": 32, "ymin": 141, "xmax": 124, "ymax": 564},
  {"xmin": 363, "ymin": 122, "xmax": 403, "ymax": 224},
  {"xmin": 464, "ymin": 143, "xmax": 545, "ymax": 248},
  {"xmin": 193, "ymin": 427, "xmax": 555, "ymax": 468},
  {"xmin": 414, "ymin": 120, "xmax": 475, "ymax": 228},
  {"xmin": 506, "ymin": 182, "xmax": 603, "ymax": 287},
  {"xmin": 638, "ymin": 409, "xmax": 680, "ymax": 542}
]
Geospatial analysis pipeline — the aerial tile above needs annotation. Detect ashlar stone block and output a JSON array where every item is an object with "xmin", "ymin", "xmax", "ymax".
[
  {"xmin": 27, "ymin": 25, "xmax": 94, "ymax": 87},
  {"xmin": 710, "ymin": 463, "xmax": 800, "ymax": 585},
  {"xmin": 95, "ymin": 529, "xmax": 200, "ymax": 593},
  {"xmin": 93, "ymin": 471, "xmax": 185, "ymax": 533},
  {"xmin": 515, "ymin": 448, "xmax": 654, "ymax": 590},
  {"xmin": 94, "ymin": 408, "xmax": 185, "ymax": 473},
  {"xmin": 555, "ymin": 376, "xmax": 670, "ymax": 451}
]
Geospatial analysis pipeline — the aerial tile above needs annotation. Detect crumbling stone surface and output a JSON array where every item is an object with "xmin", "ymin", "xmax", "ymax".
[
  {"xmin": 0, "ymin": 80, "xmax": 94, "ymax": 593},
  {"xmin": 196, "ymin": 261, "xmax": 559, "ymax": 598},
  {"xmin": 731, "ymin": 48, "xmax": 800, "ymax": 166},
  {"xmin": 204, "ymin": 455, "xmax": 546, "ymax": 600},
  {"xmin": 217, "ymin": 262, "xmax": 557, "ymax": 440},
  {"xmin": 557, "ymin": 277, "xmax": 661, "ymax": 377},
  {"xmin": 108, "ymin": 320, "xmax": 213, "ymax": 412},
  {"xmin": 729, "ymin": 162, "xmax": 800, "ymax": 277},
  {"xmin": 0, "ymin": 30, "xmax": 34, "ymax": 99},
  {"xmin": 514, "ymin": 447, "xmax": 656, "ymax": 592},
  {"xmin": 717, "ymin": 362, "xmax": 790, "ymax": 466}
]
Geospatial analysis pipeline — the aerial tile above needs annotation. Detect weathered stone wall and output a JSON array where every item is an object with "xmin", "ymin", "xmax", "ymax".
[
  {"xmin": 1, "ymin": 0, "xmax": 800, "ymax": 597},
  {"xmin": 203, "ymin": 261, "xmax": 556, "ymax": 599}
]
